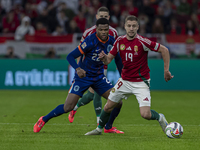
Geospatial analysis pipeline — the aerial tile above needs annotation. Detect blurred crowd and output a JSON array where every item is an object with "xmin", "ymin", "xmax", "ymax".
[{"xmin": 0, "ymin": 0, "xmax": 200, "ymax": 40}]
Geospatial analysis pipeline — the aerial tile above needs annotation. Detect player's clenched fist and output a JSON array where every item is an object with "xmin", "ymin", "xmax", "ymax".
[
  {"xmin": 76, "ymin": 67, "xmax": 86, "ymax": 78},
  {"xmin": 99, "ymin": 51, "xmax": 107, "ymax": 62},
  {"xmin": 164, "ymin": 70, "xmax": 174, "ymax": 82}
]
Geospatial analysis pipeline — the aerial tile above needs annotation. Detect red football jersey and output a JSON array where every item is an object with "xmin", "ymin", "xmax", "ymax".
[
  {"xmin": 80, "ymin": 25, "xmax": 118, "ymax": 43},
  {"xmin": 110, "ymin": 34, "xmax": 160, "ymax": 82}
]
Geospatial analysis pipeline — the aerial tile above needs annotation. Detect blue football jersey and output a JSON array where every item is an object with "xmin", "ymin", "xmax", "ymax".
[{"xmin": 76, "ymin": 32, "xmax": 115, "ymax": 81}]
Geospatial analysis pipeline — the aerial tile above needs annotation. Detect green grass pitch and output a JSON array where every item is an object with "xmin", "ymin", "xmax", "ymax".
[{"xmin": 0, "ymin": 90, "xmax": 200, "ymax": 150}]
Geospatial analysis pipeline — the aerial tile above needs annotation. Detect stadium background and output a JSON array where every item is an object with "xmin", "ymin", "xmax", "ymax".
[{"xmin": 0, "ymin": 0, "xmax": 200, "ymax": 90}]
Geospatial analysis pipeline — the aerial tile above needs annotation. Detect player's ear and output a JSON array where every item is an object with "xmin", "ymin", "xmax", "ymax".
[{"xmin": 96, "ymin": 14, "xmax": 99, "ymax": 20}]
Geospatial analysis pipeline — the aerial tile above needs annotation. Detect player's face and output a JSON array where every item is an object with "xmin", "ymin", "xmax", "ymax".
[
  {"xmin": 125, "ymin": 20, "xmax": 139, "ymax": 39},
  {"xmin": 96, "ymin": 24, "xmax": 109, "ymax": 41},
  {"xmin": 96, "ymin": 11, "xmax": 110, "ymax": 20}
]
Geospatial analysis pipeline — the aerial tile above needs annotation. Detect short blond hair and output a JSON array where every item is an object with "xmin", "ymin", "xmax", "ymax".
[
  {"xmin": 125, "ymin": 15, "xmax": 138, "ymax": 23},
  {"xmin": 97, "ymin": 6, "xmax": 109, "ymax": 14}
]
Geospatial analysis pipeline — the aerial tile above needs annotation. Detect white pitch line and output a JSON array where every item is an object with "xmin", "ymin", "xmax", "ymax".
[{"xmin": 0, "ymin": 123, "xmax": 199, "ymax": 126}]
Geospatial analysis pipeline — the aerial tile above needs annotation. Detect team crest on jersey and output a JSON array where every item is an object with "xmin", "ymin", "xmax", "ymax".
[
  {"xmin": 134, "ymin": 45, "xmax": 138, "ymax": 55},
  {"xmin": 81, "ymin": 42, "xmax": 87, "ymax": 49},
  {"xmin": 120, "ymin": 44, "xmax": 125, "ymax": 50},
  {"xmin": 107, "ymin": 44, "xmax": 113, "ymax": 52},
  {"xmin": 111, "ymin": 88, "xmax": 115, "ymax": 93}
]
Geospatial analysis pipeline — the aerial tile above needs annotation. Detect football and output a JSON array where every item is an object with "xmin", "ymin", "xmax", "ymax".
[{"xmin": 165, "ymin": 122, "xmax": 183, "ymax": 138}]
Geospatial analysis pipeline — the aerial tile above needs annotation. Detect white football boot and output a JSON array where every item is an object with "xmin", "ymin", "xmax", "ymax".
[
  {"xmin": 158, "ymin": 113, "xmax": 168, "ymax": 133},
  {"xmin": 85, "ymin": 128, "xmax": 102, "ymax": 135}
]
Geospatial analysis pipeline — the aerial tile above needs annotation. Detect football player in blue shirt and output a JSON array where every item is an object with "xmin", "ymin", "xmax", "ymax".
[
  {"xmin": 33, "ymin": 18, "xmax": 123, "ymax": 133},
  {"xmin": 69, "ymin": 7, "xmax": 123, "ymax": 134}
]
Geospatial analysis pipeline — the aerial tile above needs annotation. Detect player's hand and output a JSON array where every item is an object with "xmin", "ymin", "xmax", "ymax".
[
  {"xmin": 164, "ymin": 70, "xmax": 174, "ymax": 82},
  {"xmin": 76, "ymin": 67, "xmax": 86, "ymax": 78},
  {"xmin": 99, "ymin": 51, "xmax": 107, "ymax": 62}
]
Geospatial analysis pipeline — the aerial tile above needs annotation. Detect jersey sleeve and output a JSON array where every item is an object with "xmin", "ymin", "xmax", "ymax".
[
  {"xmin": 139, "ymin": 37, "xmax": 160, "ymax": 52},
  {"xmin": 109, "ymin": 38, "xmax": 119, "ymax": 56},
  {"xmin": 114, "ymin": 30, "xmax": 118, "ymax": 40},
  {"xmin": 66, "ymin": 47, "xmax": 82, "ymax": 69},
  {"xmin": 78, "ymin": 37, "xmax": 92, "ymax": 54},
  {"xmin": 67, "ymin": 36, "xmax": 93, "ymax": 69},
  {"xmin": 109, "ymin": 26, "xmax": 118, "ymax": 40},
  {"xmin": 79, "ymin": 32, "xmax": 87, "ymax": 44}
]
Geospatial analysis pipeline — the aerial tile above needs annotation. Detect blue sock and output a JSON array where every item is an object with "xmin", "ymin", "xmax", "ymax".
[
  {"xmin": 105, "ymin": 107, "xmax": 121, "ymax": 129},
  {"xmin": 43, "ymin": 104, "xmax": 65, "ymax": 123}
]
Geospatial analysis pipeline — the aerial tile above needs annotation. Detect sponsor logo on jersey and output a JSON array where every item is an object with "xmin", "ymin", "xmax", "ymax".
[
  {"xmin": 134, "ymin": 45, "xmax": 138, "ymax": 55},
  {"xmin": 111, "ymin": 88, "xmax": 115, "ymax": 93},
  {"xmin": 126, "ymin": 46, "xmax": 132, "ymax": 50},
  {"xmin": 95, "ymin": 49, "xmax": 101, "ymax": 52},
  {"xmin": 107, "ymin": 44, "xmax": 113, "ymax": 52},
  {"xmin": 81, "ymin": 42, "xmax": 87, "ymax": 49},
  {"xmin": 120, "ymin": 44, "xmax": 125, "ymax": 50}
]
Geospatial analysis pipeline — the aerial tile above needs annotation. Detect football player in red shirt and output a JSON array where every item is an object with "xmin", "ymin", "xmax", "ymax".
[{"xmin": 85, "ymin": 15, "xmax": 174, "ymax": 135}]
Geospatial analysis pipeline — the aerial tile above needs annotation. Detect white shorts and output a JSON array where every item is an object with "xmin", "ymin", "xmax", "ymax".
[{"xmin": 108, "ymin": 78, "xmax": 151, "ymax": 107}]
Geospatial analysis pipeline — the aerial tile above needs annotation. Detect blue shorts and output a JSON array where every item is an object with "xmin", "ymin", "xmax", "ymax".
[{"xmin": 69, "ymin": 76, "xmax": 113, "ymax": 97}]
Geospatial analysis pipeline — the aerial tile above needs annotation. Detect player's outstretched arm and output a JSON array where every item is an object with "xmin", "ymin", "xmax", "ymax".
[
  {"xmin": 76, "ymin": 37, "xmax": 84, "ymax": 64},
  {"xmin": 99, "ymin": 51, "xmax": 115, "ymax": 65},
  {"xmin": 158, "ymin": 44, "xmax": 174, "ymax": 82}
]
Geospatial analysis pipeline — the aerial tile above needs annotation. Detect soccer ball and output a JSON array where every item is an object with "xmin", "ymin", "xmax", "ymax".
[{"xmin": 165, "ymin": 122, "xmax": 183, "ymax": 138}]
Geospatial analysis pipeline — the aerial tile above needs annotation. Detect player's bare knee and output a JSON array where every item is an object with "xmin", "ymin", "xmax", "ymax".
[
  {"xmin": 104, "ymin": 107, "xmax": 113, "ymax": 113},
  {"xmin": 88, "ymin": 87, "xmax": 94, "ymax": 94},
  {"xmin": 104, "ymin": 104, "xmax": 113, "ymax": 113},
  {"xmin": 63, "ymin": 104, "xmax": 74, "ymax": 113},
  {"xmin": 141, "ymin": 112, "xmax": 151, "ymax": 120}
]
